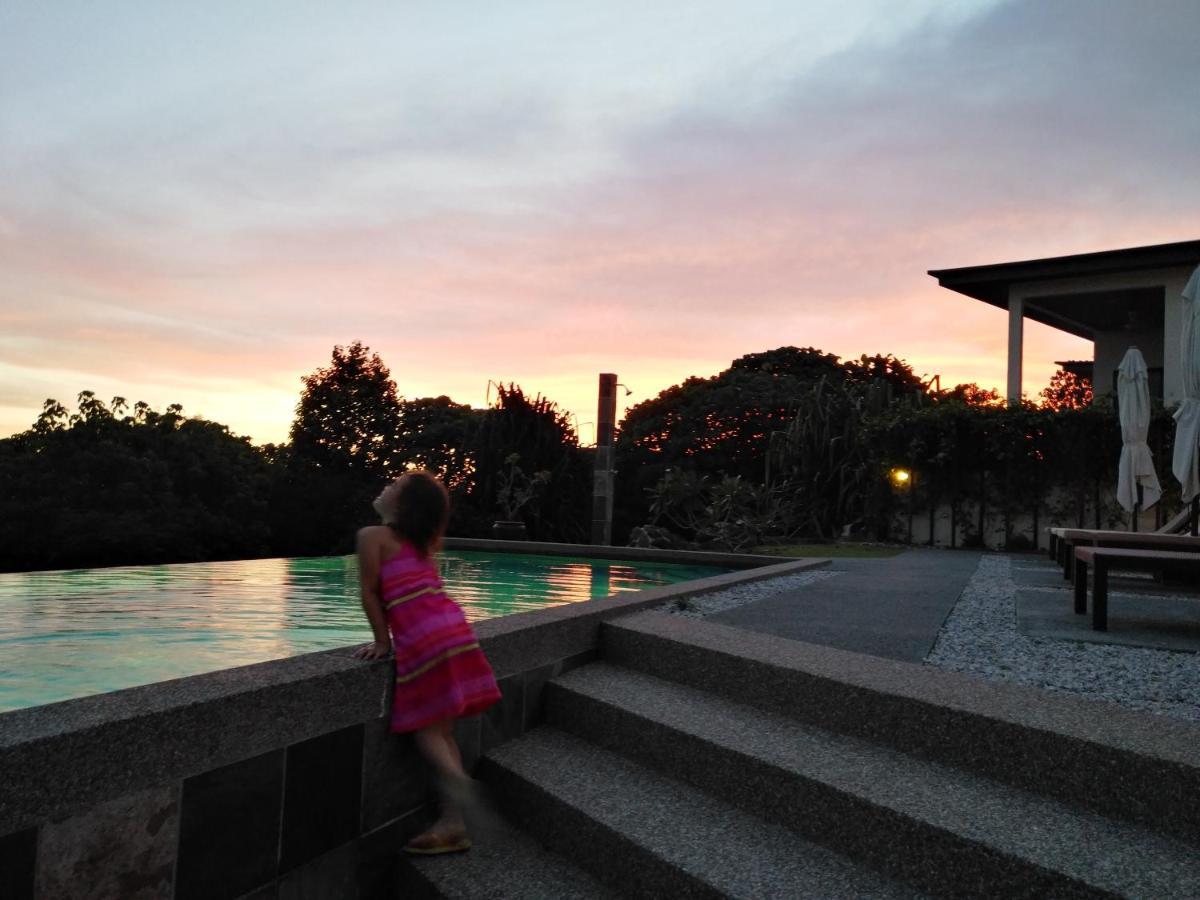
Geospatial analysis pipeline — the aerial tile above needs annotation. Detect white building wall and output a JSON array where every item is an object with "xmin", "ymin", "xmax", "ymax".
[
  {"xmin": 1163, "ymin": 271, "xmax": 1190, "ymax": 407},
  {"xmin": 1008, "ymin": 265, "xmax": 1194, "ymax": 406},
  {"xmin": 891, "ymin": 494, "xmax": 1162, "ymax": 551},
  {"xmin": 1093, "ymin": 326, "xmax": 1163, "ymax": 398}
]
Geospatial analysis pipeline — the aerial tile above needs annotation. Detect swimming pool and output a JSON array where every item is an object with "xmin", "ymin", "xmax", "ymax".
[{"xmin": 0, "ymin": 551, "xmax": 727, "ymax": 712}]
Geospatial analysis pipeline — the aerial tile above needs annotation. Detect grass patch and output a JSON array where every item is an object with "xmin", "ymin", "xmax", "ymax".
[{"xmin": 753, "ymin": 542, "xmax": 906, "ymax": 559}]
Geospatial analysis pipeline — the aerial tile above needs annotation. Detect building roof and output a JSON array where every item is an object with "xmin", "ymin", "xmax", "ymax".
[{"xmin": 928, "ymin": 240, "xmax": 1200, "ymax": 339}]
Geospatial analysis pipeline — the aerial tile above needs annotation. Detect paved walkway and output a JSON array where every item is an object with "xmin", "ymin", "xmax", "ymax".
[{"xmin": 709, "ymin": 549, "xmax": 981, "ymax": 662}]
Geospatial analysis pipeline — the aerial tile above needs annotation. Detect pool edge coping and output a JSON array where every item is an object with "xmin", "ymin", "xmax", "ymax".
[{"xmin": 442, "ymin": 537, "xmax": 805, "ymax": 569}]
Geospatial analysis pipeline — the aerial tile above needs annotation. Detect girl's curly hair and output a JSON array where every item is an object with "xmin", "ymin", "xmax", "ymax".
[{"xmin": 378, "ymin": 470, "xmax": 449, "ymax": 557}]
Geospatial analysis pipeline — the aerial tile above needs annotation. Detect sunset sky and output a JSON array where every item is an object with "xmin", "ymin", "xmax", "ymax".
[{"xmin": 2, "ymin": 0, "xmax": 1198, "ymax": 445}]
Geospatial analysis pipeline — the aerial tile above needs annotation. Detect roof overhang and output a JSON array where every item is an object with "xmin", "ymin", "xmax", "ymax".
[{"xmin": 928, "ymin": 240, "xmax": 1200, "ymax": 340}]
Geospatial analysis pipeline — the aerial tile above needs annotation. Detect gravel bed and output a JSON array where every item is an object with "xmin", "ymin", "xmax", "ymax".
[
  {"xmin": 926, "ymin": 554, "xmax": 1200, "ymax": 723},
  {"xmin": 666, "ymin": 570, "xmax": 839, "ymax": 618}
]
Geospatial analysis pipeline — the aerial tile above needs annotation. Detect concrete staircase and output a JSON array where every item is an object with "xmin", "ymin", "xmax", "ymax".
[{"xmin": 407, "ymin": 611, "xmax": 1200, "ymax": 899}]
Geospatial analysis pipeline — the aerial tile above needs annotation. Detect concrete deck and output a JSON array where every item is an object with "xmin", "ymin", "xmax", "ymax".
[
  {"xmin": 708, "ymin": 549, "xmax": 981, "ymax": 662},
  {"xmin": 1012, "ymin": 556, "xmax": 1200, "ymax": 652},
  {"xmin": 707, "ymin": 548, "xmax": 1200, "ymax": 658}
]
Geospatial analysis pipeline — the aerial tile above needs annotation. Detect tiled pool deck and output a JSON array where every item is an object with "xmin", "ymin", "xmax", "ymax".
[{"xmin": 1011, "ymin": 555, "xmax": 1200, "ymax": 652}]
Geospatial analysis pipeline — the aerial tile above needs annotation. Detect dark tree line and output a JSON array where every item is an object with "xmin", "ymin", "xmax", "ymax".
[
  {"xmin": 2, "ymin": 338, "xmax": 1126, "ymax": 571},
  {"xmin": 613, "ymin": 347, "xmax": 928, "ymax": 544},
  {"xmin": 613, "ymin": 347, "xmax": 1168, "ymax": 552},
  {"xmin": 864, "ymin": 392, "xmax": 1177, "ymax": 548},
  {"xmin": 0, "ymin": 394, "xmax": 273, "ymax": 571},
  {"xmin": 0, "ymin": 342, "xmax": 590, "ymax": 572}
]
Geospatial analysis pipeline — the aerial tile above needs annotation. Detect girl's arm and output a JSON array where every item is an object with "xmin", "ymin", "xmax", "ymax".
[{"xmin": 353, "ymin": 527, "xmax": 392, "ymax": 660}]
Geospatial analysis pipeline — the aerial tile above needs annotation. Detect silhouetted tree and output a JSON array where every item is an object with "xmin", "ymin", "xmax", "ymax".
[
  {"xmin": 614, "ymin": 347, "xmax": 926, "ymax": 540},
  {"xmin": 620, "ymin": 348, "xmax": 847, "ymax": 479},
  {"xmin": 462, "ymin": 384, "xmax": 588, "ymax": 541},
  {"xmin": 290, "ymin": 341, "xmax": 402, "ymax": 475},
  {"xmin": 938, "ymin": 383, "xmax": 1004, "ymax": 407},
  {"xmin": 843, "ymin": 353, "xmax": 926, "ymax": 397},
  {"xmin": 0, "ymin": 395, "xmax": 271, "ymax": 572},
  {"xmin": 396, "ymin": 396, "xmax": 480, "ymax": 491},
  {"xmin": 273, "ymin": 342, "xmax": 403, "ymax": 555},
  {"xmin": 1039, "ymin": 368, "xmax": 1093, "ymax": 411},
  {"xmin": 728, "ymin": 346, "xmax": 845, "ymax": 380}
]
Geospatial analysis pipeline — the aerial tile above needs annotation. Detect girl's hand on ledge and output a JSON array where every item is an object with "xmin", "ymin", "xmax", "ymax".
[{"xmin": 354, "ymin": 640, "xmax": 393, "ymax": 661}]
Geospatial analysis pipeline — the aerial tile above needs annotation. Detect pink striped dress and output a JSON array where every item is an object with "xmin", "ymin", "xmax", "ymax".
[{"xmin": 382, "ymin": 542, "xmax": 501, "ymax": 733}]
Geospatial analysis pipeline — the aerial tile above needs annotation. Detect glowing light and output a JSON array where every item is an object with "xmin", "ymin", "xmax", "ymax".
[{"xmin": 890, "ymin": 468, "xmax": 912, "ymax": 487}]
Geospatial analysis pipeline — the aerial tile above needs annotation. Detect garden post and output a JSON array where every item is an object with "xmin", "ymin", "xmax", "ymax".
[{"xmin": 591, "ymin": 373, "xmax": 617, "ymax": 544}]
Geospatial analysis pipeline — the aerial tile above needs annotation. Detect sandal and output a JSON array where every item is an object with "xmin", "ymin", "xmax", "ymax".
[{"xmin": 403, "ymin": 829, "xmax": 472, "ymax": 856}]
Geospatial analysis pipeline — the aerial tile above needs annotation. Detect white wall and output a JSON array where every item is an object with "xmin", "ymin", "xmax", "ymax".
[
  {"xmin": 889, "ymin": 490, "xmax": 1166, "ymax": 551},
  {"xmin": 1008, "ymin": 265, "xmax": 1194, "ymax": 405},
  {"xmin": 1162, "ymin": 271, "xmax": 1191, "ymax": 407},
  {"xmin": 1093, "ymin": 326, "xmax": 1163, "ymax": 399}
]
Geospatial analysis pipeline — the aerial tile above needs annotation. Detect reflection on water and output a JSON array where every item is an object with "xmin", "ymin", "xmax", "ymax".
[{"xmin": 0, "ymin": 551, "xmax": 725, "ymax": 712}]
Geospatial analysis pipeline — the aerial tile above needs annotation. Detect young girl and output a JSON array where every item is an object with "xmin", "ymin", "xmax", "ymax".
[{"xmin": 353, "ymin": 470, "xmax": 501, "ymax": 855}]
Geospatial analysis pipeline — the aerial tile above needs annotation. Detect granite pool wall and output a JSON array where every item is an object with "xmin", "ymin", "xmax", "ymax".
[{"xmin": 0, "ymin": 545, "xmax": 819, "ymax": 900}]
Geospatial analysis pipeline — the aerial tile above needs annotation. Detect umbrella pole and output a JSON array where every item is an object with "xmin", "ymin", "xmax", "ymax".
[
  {"xmin": 1132, "ymin": 484, "xmax": 1141, "ymax": 532},
  {"xmin": 1192, "ymin": 496, "xmax": 1199, "ymax": 537}
]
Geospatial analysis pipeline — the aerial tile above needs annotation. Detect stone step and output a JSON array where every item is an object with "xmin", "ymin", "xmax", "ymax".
[
  {"xmin": 402, "ymin": 814, "xmax": 619, "ymax": 899},
  {"xmin": 480, "ymin": 727, "xmax": 930, "ymax": 900},
  {"xmin": 546, "ymin": 661, "xmax": 1200, "ymax": 900},
  {"xmin": 600, "ymin": 611, "xmax": 1200, "ymax": 845}
]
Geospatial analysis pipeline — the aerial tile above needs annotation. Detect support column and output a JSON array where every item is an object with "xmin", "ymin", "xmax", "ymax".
[
  {"xmin": 1007, "ymin": 293, "xmax": 1024, "ymax": 404},
  {"xmin": 591, "ymin": 373, "xmax": 617, "ymax": 545},
  {"xmin": 1163, "ymin": 276, "xmax": 1187, "ymax": 408}
]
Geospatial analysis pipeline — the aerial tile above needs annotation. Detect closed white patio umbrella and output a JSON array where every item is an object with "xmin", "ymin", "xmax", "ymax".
[
  {"xmin": 1116, "ymin": 346, "xmax": 1161, "ymax": 527},
  {"xmin": 1172, "ymin": 264, "xmax": 1200, "ymax": 531}
]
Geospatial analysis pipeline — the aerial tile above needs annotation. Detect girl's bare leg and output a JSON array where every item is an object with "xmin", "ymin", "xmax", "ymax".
[
  {"xmin": 413, "ymin": 721, "xmax": 469, "ymax": 835},
  {"xmin": 414, "ymin": 720, "xmax": 465, "ymax": 780}
]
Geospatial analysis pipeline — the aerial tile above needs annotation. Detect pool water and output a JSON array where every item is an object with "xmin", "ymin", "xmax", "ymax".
[{"xmin": 0, "ymin": 551, "xmax": 726, "ymax": 713}]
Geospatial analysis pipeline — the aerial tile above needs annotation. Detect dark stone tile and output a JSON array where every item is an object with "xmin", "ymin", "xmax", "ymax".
[
  {"xmin": 280, "ymin": 725, "xmax": 363, "ymax": 872},
  {"xmin": 177, "ymin": 750, "xmax": 285, "ymax": 900},
  {"xmin": 35, "ymin": 783, "xmax": 178, "ymax": 900},
  {"xmin": 361, "ymin": 718, "xmax": 433, "ymax": 832},
  {"xmin": 357, "ymin": 823, "xmax": 399, "ymax": 900},
  {"xmin": 1, "ymin": 649, "xmax": 389, "ymax": 839},
  {"xmin": 452, "ymin": 717, "xmax": 481, "ymax": 774},
  {"xmin": 0, "ymin": 827, "xmax": 36, "ymax": 900},
  {"xmin": 481, "ymin": 676, "xmax": 524, "ymax": 752},
  {"xmin": 362, "ymin": 810, "xmax": 435, "ymax": 900},
  {"xmin": 278, "ymin": 842, "xmax": 357, "ymax": 900},
  {"xmin": 235, "ymin": 884, "xmax": 279, "ymax": 900}
]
